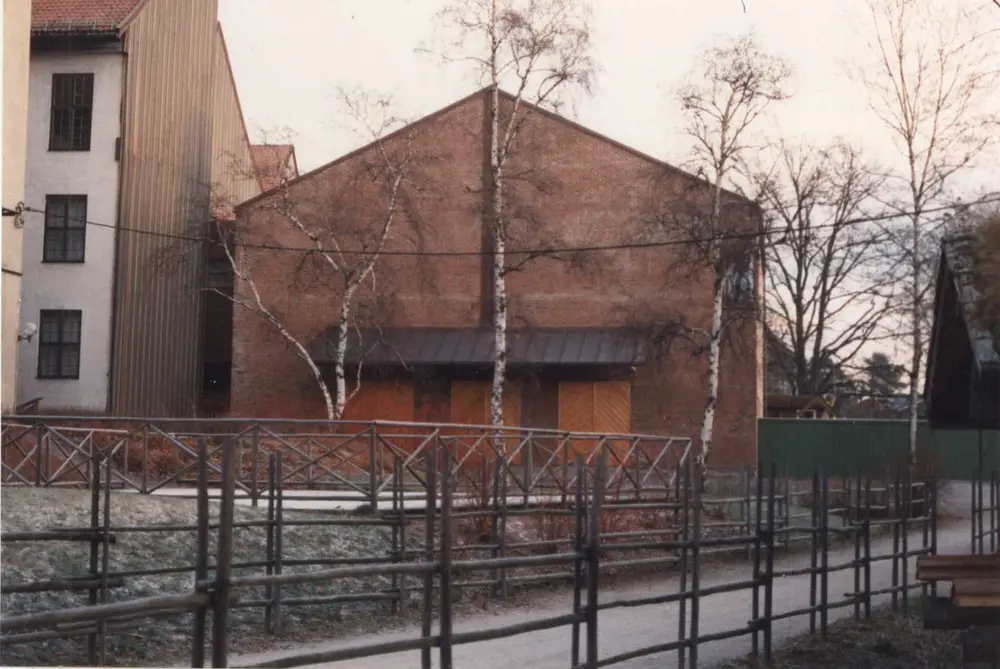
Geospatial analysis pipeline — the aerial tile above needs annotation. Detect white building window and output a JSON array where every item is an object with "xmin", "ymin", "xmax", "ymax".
[
  {"xmin": 49, "ymin": 73, "xmax": 94, "ymax": 151},
  {"xmin": 43, "ymin": 195, "xmax": 87, "ymax": 262},
  {"xmin": 37, "ymin": 310, "xmax": 82, "ymax": 380}
]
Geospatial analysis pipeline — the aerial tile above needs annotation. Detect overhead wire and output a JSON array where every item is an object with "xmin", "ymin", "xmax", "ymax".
[{"xmin": 18, "ymin": 195, "xmax": 1000, "ymax": 259}]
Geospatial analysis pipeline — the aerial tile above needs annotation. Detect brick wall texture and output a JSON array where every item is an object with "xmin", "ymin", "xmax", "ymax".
[{"xmin": 230, "ymin": 89, "xmax": 763, "ymax": 468}]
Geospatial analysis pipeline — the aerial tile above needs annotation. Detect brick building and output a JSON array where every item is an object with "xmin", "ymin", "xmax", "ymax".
[{"xmin": 229, "ymin": 88, "xmax": 764, "ymax": 468}]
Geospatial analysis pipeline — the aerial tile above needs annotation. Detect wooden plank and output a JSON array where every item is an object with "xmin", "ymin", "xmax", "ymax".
[
  {"xmin": 952, "ymin": 579, "xmax": 1000, "ymax": 608},
  {"xmin": 558, "ymin": 381, "xmax": 632, "ymax": 457},
  {"xmin": 449, "ymin": 381, "xmax": 521, "ymax": 427},
  {"xmin": 593, "ymin": 381, "xmax": 631, "ymax": 435},
  {"xmin": 916, "ymin": 554, "xmax": 1000, "ymax": 582}
]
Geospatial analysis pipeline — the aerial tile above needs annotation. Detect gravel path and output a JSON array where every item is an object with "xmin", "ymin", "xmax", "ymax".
[{"xmin": 234, "ymin": 524, "xmax": 970, "ymax": 669}]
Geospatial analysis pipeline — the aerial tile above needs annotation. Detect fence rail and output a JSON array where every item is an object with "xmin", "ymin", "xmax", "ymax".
[
  {"xmin": 0, "ymin": 417, "xmax": 690, "ymax": 510},
  {"xmin": 0, "ymin": 424, "xmax": 946, "ymax": 669}
]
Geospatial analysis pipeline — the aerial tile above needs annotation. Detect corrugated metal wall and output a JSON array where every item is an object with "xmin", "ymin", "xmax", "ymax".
[
  {"xmin": 758, "ymin": 418, "xmax": 1000, "ymax": 479},
  {"xmin": 111, "ymin": 0, "xmax": 219, "ymax": 416},
  {"xmin": 210, "ymin": 24, "xmax": 260, "ymax": 217}
]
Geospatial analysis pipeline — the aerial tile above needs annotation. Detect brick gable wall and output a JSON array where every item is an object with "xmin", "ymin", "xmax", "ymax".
[{"xmin": 230, "ymin": 90, "xmax": 761, "ymax": 467}]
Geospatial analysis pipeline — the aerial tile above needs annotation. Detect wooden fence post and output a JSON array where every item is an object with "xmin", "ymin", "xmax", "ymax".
[
  {"xmin": 391, "ymin": 456, "xmax": 401, "ymax": 617},
  {"xmin": 809, "ymin": 469, "xmax": 819, "ymax": 634},
  {"xmin": 141, "ymin": 424, "xmax": 149, "ymax": 495},
  {"xmin": 273, "ymin": 456, "xmax": 284, "ymax": 632},
  {"xmin": 689, "ymin": 460, "xmax": 702, "ymax": 669},
  {"xmin": 99, "ymin": 457, "xmax": 112, "ymax": 665},
  {"xmin": 677, "ymin": 462, "xmax": 689, "ymax": 669},
  {"xmin": 490, "ymin": 453, "xmax": 501, "ymax": 599},
  {"xmin": 902, "ymin": 467, "xmax": 911, "ymax": 614},
  {"xmin": 751, "ymin": 466, "xmax": 763, "ymax": 657},
  {"xmin": 864, "ymin": 474, "xmax": 872, "ymax": 619},
  {"xmin": 782, "ymin": 469, "xmax": 791, "ymax": 552},
  {"xmin": 498, "ymin": 472, "xmax": 509, "ymax": 599},
  {"xmin": 87, "ymin": 453, "xmax": 101, "ymax": 666},
  {"xmin": 250, "ymin": 425, "xmax": 260, "ymax": 508},
  {"xmin": 439, "ymin": 450, "xmax": 454, "ymax": 669},
  {"xmin": 396, "ymin": 457, "xmax": 408, "ymax": 615},
  {"xmin": 211, "ymin": 438, "xmax": 238, "ymax": 668},
  {"xmin": 990, "ymin": 469, "xmax": 1000, "ymax": 553},
  {"xmin": 192, "ymin": 444, "xmax": 210, "ymax": 666},
  {"xmin": 420, "ymin": 448, "xmax": 438, "ymax": 669},
  {"xmin": 264, "ymin": 455, "xmax": 276, "ymax": 634},
  {"xmin": 763, "ymin": 463, "xmax": 776, "ymax": 663},
  {"xmin": 571, "ymin": 457, "xmax": 585, "ymax": 669},
  {"xmin": 369, "ymin": 426, "xmax": 379, "ymax": 513},
  {"xmin": 820, "ymin": 471, "xmax": 829, "ymax": 638},
  {"xmin": 854, "ymin": 471, "xmax": 862, "ymax": 621},
  {"xmin": 891, "ymin": 473, "xmax": 900, "ymax": 611},
  {"xmin": 585, "ymin": 453, "xmax": 606, "ymax": 669}
]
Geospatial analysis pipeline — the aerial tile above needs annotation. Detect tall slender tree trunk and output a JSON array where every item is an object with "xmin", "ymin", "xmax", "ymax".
[
  {"xmin": 334, "ymin": 300, "xmax": 352, "ymax": 421},
  {"xmin": 698, "ymin": 270, "xmax": 725, "ymax": 465},
  {"xmin": 488, "ymin": 70, "xmax": 507, "ymax": 429},
  {"xmin": 907, "ymin": 216, "xmax": 922, "ymax": 470},
  {"xmin": 698, "ymin": 169, "xmax": 727, "ymax": 466}
]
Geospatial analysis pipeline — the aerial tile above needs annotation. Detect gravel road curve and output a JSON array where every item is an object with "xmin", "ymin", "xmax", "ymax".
[{"xmin": 234, "ymin": 524, "xmax": 969, "ymax": 669}]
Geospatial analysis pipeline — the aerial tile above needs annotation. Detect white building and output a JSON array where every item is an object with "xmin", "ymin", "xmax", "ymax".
[
  {"xmin": 18, "ymin": 52, "xmax": 123, "ymax": 411},
  {"xmin": 17, "ymin": 1, "xmax": 261, "ymax": 415}
]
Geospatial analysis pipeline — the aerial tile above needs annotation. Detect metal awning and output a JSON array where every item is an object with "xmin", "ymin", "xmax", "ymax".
[{"xmin": 310, "ymin": 327, "xmax": 648, "ymax": 367}]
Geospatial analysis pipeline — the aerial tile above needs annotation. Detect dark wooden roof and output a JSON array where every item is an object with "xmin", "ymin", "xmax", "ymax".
[
  {"xmin": 926, "ymin": 236, "xmax": 1000, "ymax": 429},
  {"xmin": 310, "ymin": 328, "xmax": 648, "ymax": 367}
]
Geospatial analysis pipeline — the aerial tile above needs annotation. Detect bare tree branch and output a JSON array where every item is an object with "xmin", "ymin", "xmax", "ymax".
[
  {"xmin": 855, "ymin": 0, "xmax": 1000, "ymax": 465},
  {"xmin": 755, "ymin": 139, "xmax": 893, "ymax": 396},
  {"xmin": 661, "ymin": 33, "xmax": 792, "ymax": 464}
]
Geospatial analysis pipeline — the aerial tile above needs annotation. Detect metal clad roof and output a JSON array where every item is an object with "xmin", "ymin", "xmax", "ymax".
[{"xmin": 313, "ymin": 327, "xmax": 647, "ymax": 367}]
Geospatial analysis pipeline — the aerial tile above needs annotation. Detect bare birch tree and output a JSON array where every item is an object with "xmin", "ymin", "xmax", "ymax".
[
  {"xmin": 756, "ymin": 140, "xmax": 892, "ymax": 396},
  {"xmin": 426, "ymin": 0, "xmax": 595, "ymax": 428},
  {"xmin": 856, "ymin": 0, "xmax": 1000, "ymax": 465},
  {"xmin": 673, "ymin": 33, "xmax": 791, "ymax": 464},
  {"xmin": 209, "ymin": 91, "xmax": 416, "ymax": 420}
]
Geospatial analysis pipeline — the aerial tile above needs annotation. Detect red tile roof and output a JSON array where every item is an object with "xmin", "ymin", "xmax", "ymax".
[
  {"xmin": 31, "ymin": 0, "xmax": 147, "ymax": 33},
  {"xmin": 250, "ymin": 144, "xmax": 298, "ymax": 191}
]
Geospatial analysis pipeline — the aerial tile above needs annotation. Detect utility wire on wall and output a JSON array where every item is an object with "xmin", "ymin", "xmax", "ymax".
[{"xmin": 16, "ymin": 195, "xmax": 1000, "ymax": 259}]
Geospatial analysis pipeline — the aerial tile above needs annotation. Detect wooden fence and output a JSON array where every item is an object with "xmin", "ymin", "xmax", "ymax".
[
  {"xmin": 0, "ymin": 417, "xmax": 690, "ymax": 510},
  {"xmin": 1, "ymin": 435, "xmax": 939, "ymax": 669}
]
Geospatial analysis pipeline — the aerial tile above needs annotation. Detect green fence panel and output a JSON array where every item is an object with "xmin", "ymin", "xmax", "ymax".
[{"xmin": 758, "ymin": 418, "xmax": 1000, "ymax": 479}]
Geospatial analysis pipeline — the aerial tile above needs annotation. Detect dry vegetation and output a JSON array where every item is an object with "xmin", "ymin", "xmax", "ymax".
[
  {"xmin": 718, "ymin": 608, "xmax": 961, "ymax": 669},
  {"xmin": 0, "ymin": 488, "xmax": 394, "ymax": 666}
]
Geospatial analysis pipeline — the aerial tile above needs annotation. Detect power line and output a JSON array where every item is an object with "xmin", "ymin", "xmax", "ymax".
[{"xmin": 20, "ymin": 195, "xmax": 1000, "ymax": 258}]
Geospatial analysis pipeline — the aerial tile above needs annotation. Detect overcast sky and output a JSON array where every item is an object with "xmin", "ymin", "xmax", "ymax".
[{"xmin": 218, "ymin": 0, "xmax": 995, "ymax": 188}]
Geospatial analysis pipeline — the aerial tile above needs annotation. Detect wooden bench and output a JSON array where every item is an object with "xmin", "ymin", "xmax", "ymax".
[{"xmin": 916, "ymin": 555, "xmax": 1000, "ymax": 664}]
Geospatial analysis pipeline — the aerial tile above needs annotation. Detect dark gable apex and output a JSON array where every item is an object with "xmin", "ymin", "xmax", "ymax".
[{"xmin": 925, "ymin": 236, "xmax": 1000, "ymax": 429}]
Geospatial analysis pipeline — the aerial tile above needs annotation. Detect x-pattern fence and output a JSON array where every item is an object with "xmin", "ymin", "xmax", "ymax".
[
  {"xmin": 0, "ymin": 417, "xmax": 691, "ymax": 509},
  {"xmin": 1, "ymin": 435, "xmax": 939, "ymax": 669}
]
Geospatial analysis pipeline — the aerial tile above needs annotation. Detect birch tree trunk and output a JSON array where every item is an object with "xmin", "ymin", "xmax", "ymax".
[
  {"xmin": 489, "ymin": 68, "xmax": 507, "ymax": 429},
  {"xmin": 334, "ymin": 295, "xmax": 352, "ymax": 421},
  {"xmin": 697, "ymin": 164, "xmax": 728, "ymax": 465},
  {"xmin": 907, "ymin": 217, "xmax": 921, "ymax": 470},
  {"xmin": 698, "ymin": 271, "xmax": 725, "ymax": 465}
]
